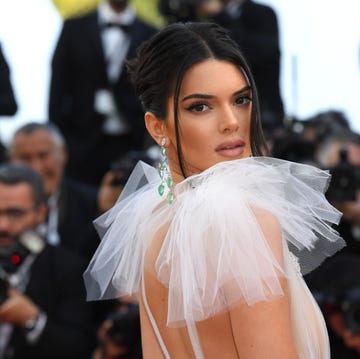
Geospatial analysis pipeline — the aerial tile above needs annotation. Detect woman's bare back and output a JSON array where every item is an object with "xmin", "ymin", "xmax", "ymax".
[{"xmin": 140, "ymin": 270, "xmax": 242, "ymax": 359}]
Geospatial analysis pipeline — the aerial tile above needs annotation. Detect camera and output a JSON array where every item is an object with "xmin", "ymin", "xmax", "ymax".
[
  {"xmin": 326, "ymin": 148, "xmax": 360, "ymax": 202},
  {"xmin": 341, "ymin": 286, "xmax": 360, "ymax": 335},
  {"xmin": 109, "ymin": 151, "xmax": 153, "ymax": 187},
  {"xmin": 0, "ymin": 238, "xmax": 31, "ymax": 304},
  {"xmin": 317, "ymin": 287, "xmax": 360, "ymax": 335},
  {"xmin": 105, "ymin": 303, "xmax": 141, "ymax": 358},
  {"xmin": 307, "ymin": 253, "xmax": 360, "ymax": 335},
  {"xmin": 0, "ymin": 230, "xmax": 45, "ymax": 304}
]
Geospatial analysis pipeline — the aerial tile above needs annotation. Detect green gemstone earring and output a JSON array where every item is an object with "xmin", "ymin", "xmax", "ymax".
[{"xmin": 157, "ymin": 137, "xmax": 174, "ymax": 204}]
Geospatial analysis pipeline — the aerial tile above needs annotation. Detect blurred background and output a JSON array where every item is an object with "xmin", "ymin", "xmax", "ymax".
[
  {"xmin": 0, "ymin": 0, "xmax": 359, "ymax": 145},
  {"xmin": 1, "ymin": 1, "xmax": 360, "ymax": 358}
]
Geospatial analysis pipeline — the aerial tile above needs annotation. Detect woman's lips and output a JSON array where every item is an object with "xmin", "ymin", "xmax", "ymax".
[{"xmin": 216, "ymin": 140, "xmax": 245, "ymax": 157}]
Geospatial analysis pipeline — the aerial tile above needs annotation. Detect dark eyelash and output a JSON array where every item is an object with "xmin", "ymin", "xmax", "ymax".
[
  {"xmin": 186, "ymin": 102, "xmax": 208, "ymax": 111},
  {"xmin": 236, "ymin": 95, "xmax": 252, "ymax": 104}
]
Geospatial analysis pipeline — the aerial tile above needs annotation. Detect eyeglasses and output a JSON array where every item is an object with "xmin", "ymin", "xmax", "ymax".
[{"xmin": 0, "ymin": 207, "xmax": 36, "ymax": 223}]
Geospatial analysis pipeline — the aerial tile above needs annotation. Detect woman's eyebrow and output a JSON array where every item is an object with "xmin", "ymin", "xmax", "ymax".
[
  {"xmin": 233, "ymin": 85, "xmax": 252, "ymax": 97},
  {"xmin": 181, "ymin": 85, "xmax": 252, "ymax": 102},
  {"xmin": 181, "ymin": 93, "xmax": 214, "ymax": 102}
]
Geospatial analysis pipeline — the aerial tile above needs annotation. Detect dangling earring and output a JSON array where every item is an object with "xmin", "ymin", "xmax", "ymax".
[{"xmin": 157, "ymin": 137, "xmax": 174, "ymax": 204}]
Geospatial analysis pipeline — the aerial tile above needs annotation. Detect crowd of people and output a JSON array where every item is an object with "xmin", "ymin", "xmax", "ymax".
[{"xmin": 0, "ymin": 0, "xmax": 359, "ymax": 358}]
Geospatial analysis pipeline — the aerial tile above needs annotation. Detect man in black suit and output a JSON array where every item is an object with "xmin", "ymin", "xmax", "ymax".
[
  {"xmin": 0, "ymin": 163, "xmax": 93, "ymax": 359},
  {"xmin": 205, "ymin": 0, "xmax": 285, "ymax": 131},
  {"xmin": 9, "ymin": 122, "xmax": 99, "ymax": 262},
  {"xmin": 0, "ymin": 43, "xmax": 18, "ymax": 163},
  {"xmin": 49, "ymin": 0, "xmax": 158, "ymax": 186},
  {"xmin": 0, "ymin": 43, "xmax": 17, "ymax": 117}
]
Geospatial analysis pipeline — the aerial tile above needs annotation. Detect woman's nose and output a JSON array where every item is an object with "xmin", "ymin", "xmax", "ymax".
[{"xmin": 219, "ymin": 106, "xmax": 239, "ymax": 133}]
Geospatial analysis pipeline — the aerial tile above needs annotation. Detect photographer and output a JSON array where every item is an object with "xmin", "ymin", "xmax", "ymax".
[
  {"xmin": 0, "ymin": 163, "xmax": 93, "ymax": 359},
  {"xmin": 92, "ymin": 298, "xmax": 141, "ymax": 359},
  {"xmin": 98, "ymin": 150, "xmax": 156, "ymax": 213},
  {"xmin": 9, "ymin": 122, "xmax": 100, "ymax": 262},
  {"xmin": 317, "ymin": 130, "xmax": 360, "ymax": 256},
  {"xmin": 307, "ymin": 129, "xmax": 360, "ymax": 357}
]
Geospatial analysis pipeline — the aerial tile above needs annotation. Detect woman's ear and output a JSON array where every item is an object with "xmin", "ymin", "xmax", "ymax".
[{"xmin": 145, "ymin": 112, "xmax": 166, "ymax": 146}]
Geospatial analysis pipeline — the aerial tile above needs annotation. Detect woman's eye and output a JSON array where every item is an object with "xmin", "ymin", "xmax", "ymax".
[
  {"xmin": 235, "ymin": 96, "xmax": 252, "ymax": 105},
  {"xmin": 187, "ymin": 103, "xmax": 209, "ymax": 112}
]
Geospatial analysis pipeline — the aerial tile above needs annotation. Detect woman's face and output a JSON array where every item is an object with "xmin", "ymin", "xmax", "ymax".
[{"xmin": 164, "ymin": 59, "xmax": 252, "ymax": 181}]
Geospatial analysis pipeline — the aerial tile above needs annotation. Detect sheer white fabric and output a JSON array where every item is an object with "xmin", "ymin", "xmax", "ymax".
[{"xmin": 84, "ymin": 157, "xmax": 345, "ymax": 358}]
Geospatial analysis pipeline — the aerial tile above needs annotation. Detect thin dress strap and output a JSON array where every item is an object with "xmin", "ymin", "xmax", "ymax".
[
  {"xmin": 141, "ymin": 272, "xmax": 205, "ymax": 358},
  {"xmin": 185, "ymin": 321, "xmax": 204, "ymax": 359},
  {"xmin": 141, "ymin": 274, "xmax": 171, "ymax": 359}
]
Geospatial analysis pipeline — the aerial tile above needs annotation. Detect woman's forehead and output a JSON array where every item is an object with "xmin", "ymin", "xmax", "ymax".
[{"xmin": 179, "ymin": 60, "xmax": 249, "ymax": 95}]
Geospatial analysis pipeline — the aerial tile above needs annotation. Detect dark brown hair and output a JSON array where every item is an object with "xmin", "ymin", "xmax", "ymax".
[{"xmin": 127, "ymin": 22, "xmax": 268, "ymax": 177}]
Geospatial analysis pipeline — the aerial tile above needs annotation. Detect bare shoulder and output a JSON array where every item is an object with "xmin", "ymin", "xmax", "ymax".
[
  {"xmin": 229, "ymin": 208, "xmax": 299, "ymax": 358},
  {"xmin": 251, "ymin": 206, "xmax": 283, "ymax": 261},
  {"xmin": 144, "ymin": 222, "xmax": 169, "ymax": 276},
  {"xmin": 251, "ymin": 206, "xmax": 281, "ymax": 231}
]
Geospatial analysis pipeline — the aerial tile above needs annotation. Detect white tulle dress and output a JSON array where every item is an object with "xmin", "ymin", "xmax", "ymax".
[{"xmin": 84, "ymin": 157, "xmax": 345, "ymax": 358}]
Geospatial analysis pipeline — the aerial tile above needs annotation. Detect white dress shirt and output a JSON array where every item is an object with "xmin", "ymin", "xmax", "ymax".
[{"xmin": 96, "ymin": 2, "xmax": 136, "ymax": 135}]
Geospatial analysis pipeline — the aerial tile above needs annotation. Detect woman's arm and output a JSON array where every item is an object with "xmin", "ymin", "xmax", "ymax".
[{"xmin": 226, "ymin": 210, "xmax": 300, "ymax": 358}]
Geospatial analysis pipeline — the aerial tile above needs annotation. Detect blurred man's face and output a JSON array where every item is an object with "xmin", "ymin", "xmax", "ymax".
[
  {"xmin": 326, "ymin": 142, "xmax": 360, "ymax": 168},
  {"xmin": 10, "ymin": 130, "xmax": 67, "ymax": 197},
  {"xmin": 0, "ymin": 183, "xmax": 46, "ymax": 249},
  {"xmin": 108, "ymin": 0, "xmax": 128, "ymax": 11}
]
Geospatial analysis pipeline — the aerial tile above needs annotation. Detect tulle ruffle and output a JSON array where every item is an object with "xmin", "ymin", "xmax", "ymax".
[{"xmin": 84, "ymin": 157, "xmax": 345, "ymax": 327}]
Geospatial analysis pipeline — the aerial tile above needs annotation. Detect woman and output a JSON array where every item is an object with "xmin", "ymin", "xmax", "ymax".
[{"xmin": 84, "ymin": 22, "xmax": 345, "ymax": 358}]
